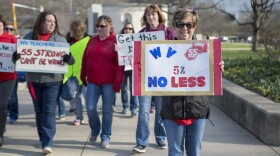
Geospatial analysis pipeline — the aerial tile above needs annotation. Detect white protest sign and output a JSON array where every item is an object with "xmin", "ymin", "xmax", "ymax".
[
  {"xmin": 116, "ymin": 31, "xmax": 165, "ymax": 66},
  {"xmin": 133, "ymin": 40, "xmax": 222, "ymax": 96},
  {"xmin": 16, "ymin": 39, "xmax": 69, "ymax": 73},
  {"xmin": 0, "ymin": 42, "xmax": 16, "ymax": 73}
]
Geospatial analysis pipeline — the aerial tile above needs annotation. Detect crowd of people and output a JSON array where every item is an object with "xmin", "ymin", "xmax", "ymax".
[{"xmin": 0, "ymin": 4, "xmax": 224, "ymax": 156}]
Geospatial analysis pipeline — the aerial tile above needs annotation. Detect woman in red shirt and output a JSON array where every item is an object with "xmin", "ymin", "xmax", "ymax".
[
  {"xmin": 81, "ymin": 15, "xmax": 124, "ymax": 148},
  {"xmin": 0, "ymin": 15, "xmax": 17, "ymax": 147}
]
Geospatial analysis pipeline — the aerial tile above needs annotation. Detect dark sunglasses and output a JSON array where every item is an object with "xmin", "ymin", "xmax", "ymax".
[
  {"xmin": 124, "ymin": 27, "xmax": 133, "ymax": 30},
  {"xmin": 4, "ymin": 27, "xmax": 14, "ymax": 31},
  {"xmin": 96, "ymin": 25, "xmax": 107, "ymax": 29},
  {"xmin": 175, "ymin": 22, "xmax": 194, "ymax": 29}
]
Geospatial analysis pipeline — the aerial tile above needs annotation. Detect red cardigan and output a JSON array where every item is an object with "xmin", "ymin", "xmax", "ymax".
[
  {"xmin": 0, "ymin": 32, "xmax": 17, "ymax": 83},
  {"xmin": 81, "ymin": 33, "xmax": 124, "ymax": 92}
]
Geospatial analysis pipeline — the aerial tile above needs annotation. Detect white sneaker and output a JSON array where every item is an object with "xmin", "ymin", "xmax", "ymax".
[{"xmin": 42, "ymin": 147, "xmax": 53, "ymax": 154}]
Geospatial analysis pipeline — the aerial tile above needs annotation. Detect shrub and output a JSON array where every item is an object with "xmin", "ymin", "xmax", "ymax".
[{"xmin": 224, "ymin": 57, "xmax": 280, "ymax": 103}]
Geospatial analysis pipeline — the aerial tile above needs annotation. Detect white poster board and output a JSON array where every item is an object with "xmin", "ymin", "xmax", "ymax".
[
  {"xmin": 0, "ymin": 42, "xmax": 16, "ymax": 73},
  {"xmin": 116, "ymin": 31, "xmax": 165, "ymax": 66},
  {"xmin": 16, "ymin": 39, "xmax": 69, "ymax": 73}
]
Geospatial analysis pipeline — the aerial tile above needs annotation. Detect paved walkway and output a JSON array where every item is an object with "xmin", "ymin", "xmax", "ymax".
[{"xmin": 1, "ymin": 85, "xmax": 279, "ymax": 156}]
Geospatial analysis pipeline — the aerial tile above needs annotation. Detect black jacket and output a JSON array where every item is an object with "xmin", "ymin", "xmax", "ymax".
[{"xmin": 160, "ymin": 96, "xmax": 210, "ymax": 120}]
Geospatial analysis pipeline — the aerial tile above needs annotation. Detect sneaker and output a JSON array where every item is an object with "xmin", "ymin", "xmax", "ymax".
[
  {"xmin": 112, "ymin": 106, "xmax": 117, "ymax": 112},
  {"xmin": 133, "ymin": 145, "xmax": 146, "ymax": 153},
  {"xmin": 157, "ymin": 141, "xmax": 167, "ymax": 149},
  {"xmin": 72, "ymin": 119, "xmax": 84, "ymax": 126},
  {"xmin": 88, "ymin": 136, "xmax": 97, "ymax": 145},
  {"xmin": 42, "ymin": 146, "xmax": 52, "ymax": 154},
  {"xmin": 59, "ymin": 114, "xmax": 66, "ymax": 120},
  {"xmin": 150, "ymin": 106, "xmax": 155, "ymax": 113},
  {"xmin": 122, "ymin": 109, "xmax": 128, "ymax": 114},
  {"xmin": 131, "ymin": 111, "xmax": 138, "ymax": 117},
  {"xmin": 101, "ymin": 141, "xmax": 110, "ymax": 148}
]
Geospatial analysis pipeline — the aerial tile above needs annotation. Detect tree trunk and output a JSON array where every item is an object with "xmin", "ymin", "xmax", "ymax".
[{"xmin": 252, "ymin": 29, "xmax": 258, "ymax": 52}]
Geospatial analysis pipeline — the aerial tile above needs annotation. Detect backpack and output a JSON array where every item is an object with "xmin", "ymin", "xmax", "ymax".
[{"xmin": 61, "ymin": 76, "xmax": 79, "ymax": 101}]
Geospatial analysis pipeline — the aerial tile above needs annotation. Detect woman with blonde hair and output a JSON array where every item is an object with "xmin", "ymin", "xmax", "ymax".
[
  {"xmin": 133, "ymin": 4, "xmax": 175, "ymax": 153},
  {"xmin": 81, "ymin": 15, "xmax": 124, "ymax": 148},
  {"xmin": 65, "ymin": 19, "xmax": 89, "ymax": 126}
]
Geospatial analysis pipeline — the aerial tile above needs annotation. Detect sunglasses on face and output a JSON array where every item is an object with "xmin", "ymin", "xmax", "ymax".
[
  {"xmin": 175, "ymin": 22, "xmax": 194, "ymax": 29},
  {"xmin": 96, "ymin": 24, "xmax": 107, "ymax": 29},
  {"xmin": 124, "ymin": 27, "xmax": 133, "ymax": 30},
  {"xmin": 4, "ymin": 27, "xmax": 14, "ymax": 31}
]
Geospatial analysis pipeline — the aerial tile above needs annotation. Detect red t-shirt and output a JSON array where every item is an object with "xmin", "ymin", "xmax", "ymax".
[
  {"xmin": 174, "ymin": 119, "xmax": 195, "ymax": 126},
  {"xmin": 0, "ymin": 32, "xmax": 17, "ymax": 83}
]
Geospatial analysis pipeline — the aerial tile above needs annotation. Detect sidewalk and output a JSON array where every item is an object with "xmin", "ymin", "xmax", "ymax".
[{"xmin": 1, "ymin": 86, "xmax": 279, "ymax": 156}]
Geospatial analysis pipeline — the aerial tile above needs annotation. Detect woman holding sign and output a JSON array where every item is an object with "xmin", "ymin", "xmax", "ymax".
[
  {"xmin": 81, "ymin": 15, "xmax": 124, "ymax": 148},
  {"xmin": 133, "ymin": 4, "xmax": 174, "ymax": 153},
  {"xmin": 12, "ymin": 11, "xmax": 74, "ymax": 154},
  {"xmin": 119, "ymin": 23, "xmax": 139, "ymax": 116},
  {"xmin": 0, "ymin": 15, "xmax": 17, "ymax": 147},
  {"xmin": 160, "ymin": 8, "xmax": 224, "ymax": 156}
]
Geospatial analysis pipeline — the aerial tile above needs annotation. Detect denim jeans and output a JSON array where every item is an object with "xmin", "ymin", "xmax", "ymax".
[
  {"xmin": 70, "ymin": 85, "xmax": 84, "ymax": 120},
  {"xmin": 164, "ymin": 119, "xmax": 206, "ymax": 156},
  {"xmin": 121, "ymin": 70, "xmax": 138, "ymax": 112},
  {"xmin": 153, "ymin": 96, "xmax": 166, "ymax": 144},
  {"xmin": 57, "ymin": 83, "xmax": 65, "ymax": 116},
  {"xmin": 8, "ymin": 80, "xmax": 19, "ymax": 121},
  {"xmin": 86, "ymin": 83, "xmax": 115, "ymax": 142},
  {"xmin": 57, "ymin": 97, "xmax": 65, "ymax": 116},
  {"xmin": 28, "ymin": 81, "xmax": 61, "ymax": 148}
]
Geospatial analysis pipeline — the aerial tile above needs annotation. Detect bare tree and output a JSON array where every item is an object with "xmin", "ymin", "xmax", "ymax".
[{"xmin": 213, "ymin": 0, "xmax": 280, "ymax": 51}]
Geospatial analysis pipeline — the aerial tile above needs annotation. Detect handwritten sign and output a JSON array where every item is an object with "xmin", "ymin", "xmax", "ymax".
[
  {"xmin": 116, "ymin": 31, "xmax": 165, "ymax": 66},
  {"xmin": 133, "ymin": 39, "xmax": 222, "ymax": 96},
  {"xmin": 16, "ymin": 39, "xmax": 69, "ymax": 73},
  {"xmin": 0, "ymin": 42, "xmax": 16, "ymax": 73}
]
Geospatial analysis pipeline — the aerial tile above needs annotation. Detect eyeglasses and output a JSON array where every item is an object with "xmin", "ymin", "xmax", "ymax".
[
  {"xmin": 175, "ymin": 22, "xmax": 194, "ymax": 29},
  {"xmin": 124, "ymin": 27, "xmax": 133, "ymax": 30},
  {"xmin": 96, "ymin": 24, "xmax": 107, "ymax": 29},
  {"xmin": 4, "ymin": 27, "xmax": 14, "ymax": 31}
]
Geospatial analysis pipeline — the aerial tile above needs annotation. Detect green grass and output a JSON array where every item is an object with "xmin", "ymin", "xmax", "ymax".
[
  {"xmin": 222, "ymin": 42, "xmax": 251, "ymax": 49},
  {"xmin": 222, "ymin": 50, "xmax": 259, "ymax": 59}
]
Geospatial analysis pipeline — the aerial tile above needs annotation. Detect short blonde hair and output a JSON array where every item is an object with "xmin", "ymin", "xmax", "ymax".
[
  {"xmin": 172, "ymin": 8, "xmax": 199, "ymax": 28},
  {"xmin": 70, "ymin": 20, "xmax": 86, "ymax": 40},
  {"xmin": 96, "ymin": 15, "xmax": 114, "ymax": 33}
]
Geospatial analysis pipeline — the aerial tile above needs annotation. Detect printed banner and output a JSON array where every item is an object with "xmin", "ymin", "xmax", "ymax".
[
  {"xmin": 116, "ymin": 31, "xmax": 165, "ymax": 66},
  {"xmin": 133, "ymin": 39, "xmax": 222, "ymax": 96},
  {"xmin": 16, "ymin": 39, "xmax": 69, "ymax": 73},
  {"xmin": 0, "ymin": 42, "xmax": 16, "ymax": 73}
]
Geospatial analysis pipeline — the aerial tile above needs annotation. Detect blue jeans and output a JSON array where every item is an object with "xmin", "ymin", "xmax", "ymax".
[
  {"xmin": 121, "ymin": 70, "xmax": 138, "ymax": 112},
  {"xmin": 57, "ymin": 83, "xmax": 65, "ymax": 116},
  {"xmin": 28, "ymin": 81, "xmax": 61, "ymax": 148},
  {"xmin": 136, "ymin": 96, "xmax": 166, "ymax": 146},
  {"xmin": 164, "ymin": 119, "xmax": 206, "ymax": 156},
  {"xmin": 70, "ymin": 85, "xmax": 84, "ymax": 120},
  {"xmin": 86, "ymin": 83, "xmax": 115, "ymax": 142},
  {"xmin": 8, "ymin": 80, "xmax": 19, "ymax": 121},
  {"xmin": 153, "ymin": 96, "xmax": 166, "ymax": 144}
]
